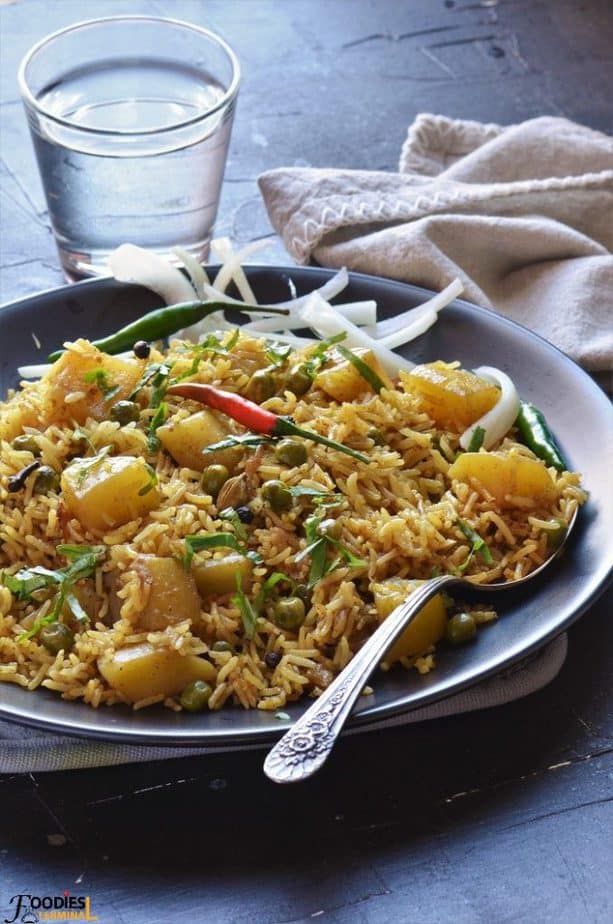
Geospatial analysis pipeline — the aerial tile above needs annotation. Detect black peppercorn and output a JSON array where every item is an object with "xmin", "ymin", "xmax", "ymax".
[
  {"xmin": 265, "ymin": 651, "xmax": 282, "ymax": 668},
  {"xmin": 133, "ymin": 340, "xmax": 151, "ymax": 359},
  {"xmin": 236, "ymin": 505, "xmax": 254, "ymax": 523}
]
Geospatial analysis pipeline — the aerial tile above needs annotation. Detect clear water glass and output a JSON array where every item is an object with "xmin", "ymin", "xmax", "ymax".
[{"xmin": 18, "ymin": 16, "xmax": 240, "ymax": 279}]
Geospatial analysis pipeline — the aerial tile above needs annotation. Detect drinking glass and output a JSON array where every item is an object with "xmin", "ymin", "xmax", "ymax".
[{"xmin": 18, "ymin": 16, "xmax": 240, "ymax": 279}]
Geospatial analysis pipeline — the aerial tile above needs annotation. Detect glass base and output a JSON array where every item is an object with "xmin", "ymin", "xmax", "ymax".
[{"xmin": 57, "ymin": 239, "xmax": 212, "ymax": 283}]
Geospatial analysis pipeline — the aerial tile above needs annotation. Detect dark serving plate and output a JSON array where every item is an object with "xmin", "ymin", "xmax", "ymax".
[{"xmin": 0, "ymin": 266, "xmax": 611, "ymax": 746}]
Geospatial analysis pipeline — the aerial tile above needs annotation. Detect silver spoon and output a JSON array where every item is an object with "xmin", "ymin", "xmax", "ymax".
[{"xmin": 264, "ymin": 511, "xmax": 577, "ymax": 783}]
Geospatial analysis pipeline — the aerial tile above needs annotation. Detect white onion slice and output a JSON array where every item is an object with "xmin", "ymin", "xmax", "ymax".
[
  {"xmin": 171, "ymin": 246, "xmax": 210, "ymax": 298},
  {"xmin": 212, "ymin": 239, "xmax": 272, "ymax": 296},
  {"xmin": 375, "ymin": 278, "xmax": 464, "ymax": 347},
  {"xmin": 376, "ymin": 309, "xmax": 438, "ymax": 349},
  {"xmin": 17, "ymin": 363, "xmax": 50, "ymax": 379},
  {"xmin": 247, "ymin": 299, "xmax": 377, "ymax": 333},
  {"xmin": 301, "ymin": 292, "xmax": 416, "ymax": 376},
  {"xmin": 211, "ymin": 237, "xmax": 260, "ymax": 304},
  {"xmin": 108, "ymin": 244, "xmax": 197, "ymax": 305},
  {"xmin": 460, "ymin": 365, "xmax": 520, "ymax": 450},
  {"xmin": 261, "ymin": 332, "xmax": 318, "ymax": 348}
]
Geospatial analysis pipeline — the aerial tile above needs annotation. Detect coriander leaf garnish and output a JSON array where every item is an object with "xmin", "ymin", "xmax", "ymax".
[
  {"xmin": 287, "ymin": 485, "xmax": 336, "ymax": 500},
  {"xmin": 265, "ymin": 342, "xmax": 293, "ymax": 367},
  {"xmin": 455, "ymin": 519, "xmax": 493, "ymax": 572},
  {"xmin": 467, "ymin": 426, "xmax": 485, "ymax": 452},
  {"xmin": 232, "ymin": 570, "xmax": 297, "ymax": 639},
  {"xmin": 232, "ymin": 573, "xmax": 259, "ymax": 639},
  {"xmin": 218, "ymin": 506, "xmax": 248, "ymax": 541},
  {"xmin": 336, "ymin": 345, "xmax": 385, "ymax": 393},
  {"xmin": 295, "ymin": 508, "xmax": 365, "ymax": 588},
  {"xmin": 147, "ymin": 402, "xmax": 167, "ymax": 453},
  {"xmin": 304, "ymin": 332, "xmax": 347, "ymax": 377},
  {"xmin": 203, "ymin": 433, "xmax": 276, "ymax": 454},
  {"xmin": 129, "ymin": 361, "xmax": 173, "ymax": 402},
  {"xmin": 175, "ymin": 329, "xmax": 241, "ymax": 381},
  {"xmin": 183, "ymin": 533, "xmax": 263, "ymax": 570},
  {"xmin": 138, "ymin": 464, "xmax": 158, "ymax": 496},
  {"xmin": 5, "ymin": 544, "xmax": 107, "ymax": 642},
  {"xmin": 83, "ymin": 368, "xmax": 121, "ymax": 401}
]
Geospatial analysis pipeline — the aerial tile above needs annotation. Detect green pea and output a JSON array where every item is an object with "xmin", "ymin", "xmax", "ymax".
[
  {"xmin": 39, "ymin": 622, "xmax": 74, "ymax": 655},
  {"xmin": 180, "ymin": 679, "xmax": 212, "ymax": 712},
  {"xmin": 275, "ymin": 439, "xmax": 307, "ymax": 467},
  {"xmin": 11, "ymin": 434, "xmax": 41, "ymax": 455},
  {"xmin": 110, "ymin": 400, "xmax": 141, "ymax": 426},
  {"xmin": 367, "ymin": 427, "xmax": 386, "ymax": 446},
  {"xmin": 33, "ymin": 465, "xmax": 60, "ymax": 494},
  {"xmin": 286, "ymin": 364, "xmax": 313, "ymax": 397},
  {"xmin": 261, "ymin": 479, "xmax": 292, "ymax": 512},
  {"xmin": 246, "ymin": 368, "xmax": 277, "ymax": 404},
  {"xmin": 274, "ymin": 597, "xmax": 306, "ymax": 631},
  {"xmin": 446, "ymin": 613, "xmax": 477, "ymax": 645},
  {"xmin": 317, "ymin": 518, "xmax": 342, "ymax": 540},
  {"xmin": 212, "ymin": 640, "xmax": 233, "ymax": 653},
  {"xmin": 201, "ymin": 464, "xmax": 230, "ymax": 498}
]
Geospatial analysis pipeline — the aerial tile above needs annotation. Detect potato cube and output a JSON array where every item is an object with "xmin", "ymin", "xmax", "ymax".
[
  {"xmin": 316, "ymin": 348, "xmax": 393, "ymax": 402},
  {"xmin": 61, "ymin": 454, "xmax": 160, "ymax": 532},
  {"xmin": 448, "ymin": 451, "xmax": 556, "ymax": 506},
  {"xmin": 193, "ymin": 554, "xmax": 253, "ymax": 599},
  {"xmin": 373, "ymin": 578, "xmax": 449, "ymax": 662},
  {"xmin": 403, "ymin": 362, "xmax": 500, "ymax": 430},
  {"xmin": 133, "ymin": 556, "xmax": 202, "ymax": 631},
  {"xmin": 99, "ymin": 643, "xmax": 216, "ymax": 703},
  {"xmin": 41, "ymin": 340, "xmax": 143, "ymax": 425},
  {"xmin": 157, "ymin": 409, "xmax": 239, "ymax": 471}
]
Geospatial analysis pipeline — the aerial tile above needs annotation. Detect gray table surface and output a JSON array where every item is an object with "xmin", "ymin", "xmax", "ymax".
[{"xmin": 0, "ymin": 2, "xmax": 612, "ymax": 923}]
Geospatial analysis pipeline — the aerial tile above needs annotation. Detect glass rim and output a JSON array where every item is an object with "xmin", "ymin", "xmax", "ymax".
[{"xmin": 17, "ymin": 15, "xmax": 241, "ymax": 137}]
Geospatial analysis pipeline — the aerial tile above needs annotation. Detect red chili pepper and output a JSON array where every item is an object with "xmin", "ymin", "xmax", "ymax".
[{"xmin": 166, "ymin": 382, "xmax": 369, "ymax": 464}]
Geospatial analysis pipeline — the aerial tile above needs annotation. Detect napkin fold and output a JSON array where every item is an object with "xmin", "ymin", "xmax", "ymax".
[
  {"xmin": 258, "ymin": 114, "xmax": 613, "ymax": 373},
  {"xmin": 0, "ymin": 634, "xmax": 567, "ymax": 773}
]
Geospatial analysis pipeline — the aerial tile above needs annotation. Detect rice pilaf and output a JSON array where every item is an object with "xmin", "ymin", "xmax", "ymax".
[{"xmin": 0, "ymin": 332, "xmax": 586, "ymax": 712}]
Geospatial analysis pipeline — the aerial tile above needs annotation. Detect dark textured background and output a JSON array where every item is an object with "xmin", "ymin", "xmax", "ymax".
[{"xmin": 0, "ymin": 1, "xmax": 612, "ymax": 922}]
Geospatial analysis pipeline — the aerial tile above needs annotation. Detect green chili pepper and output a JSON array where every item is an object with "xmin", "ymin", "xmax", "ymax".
[
  {"xmin": 47, "ymin": 301, "xmax": 290, "ymax": 362},
  {"xmin": 515, "ymin": 401, "xmax": 567, "ymax": 471}
]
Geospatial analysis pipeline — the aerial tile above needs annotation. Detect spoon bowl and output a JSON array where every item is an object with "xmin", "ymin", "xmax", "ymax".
[{"xmin": 264, "ymin": 510, "xmax": 578, "ymax": 784}]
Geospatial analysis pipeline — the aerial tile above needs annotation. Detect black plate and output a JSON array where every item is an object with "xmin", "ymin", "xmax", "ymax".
[{"xmin": 1, "ymin": 267, "xmax": 611, "ymax": 745}]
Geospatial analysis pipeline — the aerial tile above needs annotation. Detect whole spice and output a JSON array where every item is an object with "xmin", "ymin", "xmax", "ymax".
[
  {"xmin": 166, "ymin": 382, "xmax": 369, "ymax": 464},
  {"xmin": 7, "ymin": 460, "xmax": 40, "ymax": 493}
]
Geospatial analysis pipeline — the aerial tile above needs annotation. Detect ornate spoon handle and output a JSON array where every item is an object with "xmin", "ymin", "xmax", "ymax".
[{"xmin": 263, "ymin": 574, "xmax": 458, "ymax": 783}]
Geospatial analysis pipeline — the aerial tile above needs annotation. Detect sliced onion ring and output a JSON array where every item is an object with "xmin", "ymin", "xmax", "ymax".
[{"xmin": 460, "ymin": 365, "xmax": 520, "ymax": 451}]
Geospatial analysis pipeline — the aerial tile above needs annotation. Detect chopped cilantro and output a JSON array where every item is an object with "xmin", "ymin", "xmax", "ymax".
[
  {"xmin": 218, "ymin": 507, "xmax": 248, "ymax": 541},
  {"xmin": 3, "ymin": 545, "xmax": 107, "ymax": 642},
  {"xmin": 265, "ymin": 342, "xmax": 293, "ymax": 367},
  {"xmin": 336, "ymin": 345, "xmax": 385, "ymax": 393},
  {"xmin": 138, "ymin": 464, "xmax": 158, "ymax": 496},
  {"xmin": 232, "ymin": 573, "xmax": 259, "ymax": 639},
  {"xmin": 455, "ymin": 519, "xmax": 494, "ymax": 572},
  {"xmin": 304, "ymin": 332, "xmax": 347, "ymax": 377},
  {"xmin": 467, "ymin": 426, "xmax": 486, "ymax": 452},
  {"xmin": 295, "ymin": 509, "xmax": 366, "ymax": 588},
  {"xmin": 147, "ymin": 402, "xmax": 167, "ymax": 453},
  {"xmin": 83, "ymin": 368, "xmax": 121, "ymax": 401},
  {"xmin": 183, "ymin": 533, "xmax": 262, "ymax": 570}
]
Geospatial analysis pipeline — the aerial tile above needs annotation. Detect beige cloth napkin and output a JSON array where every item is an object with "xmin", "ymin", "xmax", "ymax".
[
  {"xmin": 258, "ymin": 114, "xmax": 613, "ymax": 374},
  {"xmin": 0, "ymin": 634, "xmax": 567, "ymax": 773}
]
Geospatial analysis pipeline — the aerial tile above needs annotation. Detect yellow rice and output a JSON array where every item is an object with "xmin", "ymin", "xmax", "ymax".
[{"xmin": 0, "ymin": 333, "xmax": 586, "ymax": 712}]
